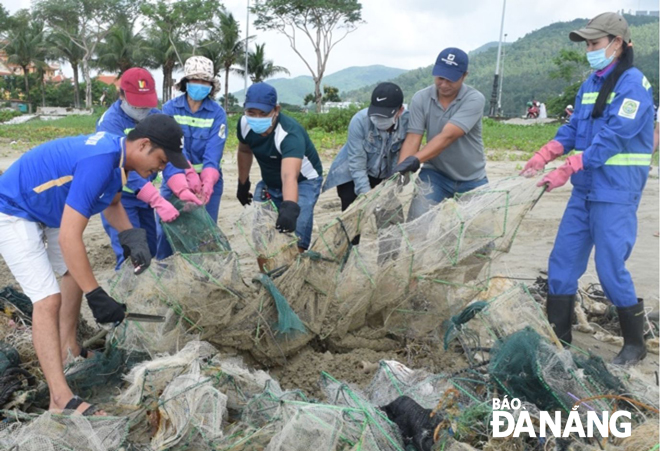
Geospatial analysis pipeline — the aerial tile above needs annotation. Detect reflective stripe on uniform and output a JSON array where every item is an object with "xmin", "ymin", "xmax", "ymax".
[
  {"xmin": 124, "ymin": 128, "xmax": 134, "ymax": 135},
  {"xmin": 33, "ymin": 176, "xmax": 73, "ymax": 193},
  {"xmin": 172, "ymin": 115, "xmax": 214, "ymax": 128},
  {"xmin": 575, "ymin": 151, "xmax": 652, "ymax": 166},
  {"xmin": 642, "ymin": 76, "xmax": 651, "ymax": 91},
  {"xmin": 193, "ymin": 163, "xmax": 203, "ymax": 173},
  {"xmin": 123, "ymin": 186, "xmax": 135, "ymax": 194},
  {"xmin": 581, "ymin": 92, "xmax": 615, "ymax": 105}
]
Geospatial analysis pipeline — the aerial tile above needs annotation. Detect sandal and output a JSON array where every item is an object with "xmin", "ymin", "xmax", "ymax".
[{"xmin": 62, "ymin": 396, "xmax": 100, "ymax": 416}]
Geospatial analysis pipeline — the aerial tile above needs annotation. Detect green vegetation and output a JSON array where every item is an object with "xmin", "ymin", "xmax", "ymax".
[
  {"xmin": 343, "ymin": 15, "xmax": 659, "ymax": 117},
  {"xmin": 0, "ymin": 110, "xmax": 23, "ymax": 123},
  {"xmin": 0, "ymin": 111, "xmax": 562, "ymax": 162}
]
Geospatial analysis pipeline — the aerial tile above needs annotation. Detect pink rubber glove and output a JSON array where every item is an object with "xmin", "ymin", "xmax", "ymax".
[
  {"xmin": 200, "ymin": 167, "xmax": 220, "ymax": 204},
  {"xmin": 538, "ymin": 153, "xmax": 583, "ymax": 192},
  {"xmin": 520, "ymin": 140, "xmax": 565, "ymax": 177},
  {"xmin": 166, "ymin": 173, "xmax": 203, "ymax": 205},
  {"xmin": 136, "ymin": 182, "xmax": 180, "ymax": 222},
  {"xmin": 185, "ymin": 163, "xmax": 202, "ymax": 195}
]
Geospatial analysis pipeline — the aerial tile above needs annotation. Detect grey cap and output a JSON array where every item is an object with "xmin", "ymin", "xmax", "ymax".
[{"xmin": 569, "ymin": 12, "xmax": 631, "ymax": 43}]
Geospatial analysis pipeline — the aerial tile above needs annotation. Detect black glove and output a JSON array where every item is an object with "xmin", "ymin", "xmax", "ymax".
[
  {"xmin": 118, "ymin": 228, "xmax": 151, "ymax": 275},
  {"xmin": 276, "ymin": 201, "xmax": 300, "ymax": 233},
  {"xmin": 86, "ymin": 287, "xmax": 126, "ymax": 324},
  {"xmin": 393, "ymin": 156, "xmax": 421, "ymax": 175},
  {"xmin": 237, "ymin": 178, "xmax": 253, "ymax": 206}
]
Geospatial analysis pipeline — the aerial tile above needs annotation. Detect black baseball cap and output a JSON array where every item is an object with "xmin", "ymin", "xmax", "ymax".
[
  {"xmin": 129, "ymin": 114, "xmax": 189, "ymax": 169},
  {"xmin": 368, "ymin": 82, "xmax": 404, "ymax": 118}
]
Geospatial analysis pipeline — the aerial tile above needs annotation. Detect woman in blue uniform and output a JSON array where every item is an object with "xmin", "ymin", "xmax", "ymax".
[
  {"xmin": 521, "ymin": 12, "xmax": 654, "ymax": 365},
  {"xmin": 157, "ymin": 56, "xmax": 227, "ymax": 259}
]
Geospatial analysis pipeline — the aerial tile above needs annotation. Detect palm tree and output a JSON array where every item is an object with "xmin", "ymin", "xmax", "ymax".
[
  {"xmin": 4, "ymin": 15, "xmax": 49, "ymax": 112},
  {"xmin": 49, "ymin": 27, "xmax": 85, "ymax": 108},
  {"xmin": 144, "ymin": 27, "xmax": 189, "ymax": 103},
  {"xmin": 95, "ymin": 18, "xmax": 148, "ymax": 77},
  {"xmin": 199, "ymin": 13, "xmax": 247, "ymax": 110},
  {"xmin": 236, "ymin": 43, "xmax": 289, "ymax": 84}
]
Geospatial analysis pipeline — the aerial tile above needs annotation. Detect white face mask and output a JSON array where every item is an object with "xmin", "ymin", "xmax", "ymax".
[
  {"xmin": 370, "ymin": 115, "xmax": 397, "ymax": 131},
  {"xmin": 120, "ymin": 100, "xmax": 150, "ymax": 123}
]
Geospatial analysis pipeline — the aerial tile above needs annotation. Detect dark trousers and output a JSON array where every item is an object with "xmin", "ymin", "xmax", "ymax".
[{"xmin": 336, "ymin": 176, "xmax": 383, "ymax": 212}]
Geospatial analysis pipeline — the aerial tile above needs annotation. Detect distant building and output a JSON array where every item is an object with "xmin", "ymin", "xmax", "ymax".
[
  {"xmin": 635, "ymin": 10, "xmax": 660, "ymax": 17},
  {"xmin": 0, "ymin": 47, "xmax": 67, "ymax": 82},
  {"xmin": 96, "ymin": 74, "xmax": 121, "ymax": 88},
  {"xmin": 321, "ymin": 101, "xmax": 360, "ymax": 113}
]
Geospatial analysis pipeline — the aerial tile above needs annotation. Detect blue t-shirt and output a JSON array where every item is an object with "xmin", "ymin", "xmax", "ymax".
[
  {"xmin": 0, "ymin": 132, "xmax": 127, "ymax": 228},
  {"xmin": 96, "ymin": 100, "xmax": 160, "ymax": 195}
]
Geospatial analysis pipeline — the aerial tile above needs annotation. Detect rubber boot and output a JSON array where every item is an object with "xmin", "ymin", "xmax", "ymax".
[
  {"xmin": 546, "ymin": 294, "xmax": 575, "ymax": 344},
  {"xmin": 612, "ymin": 300, "xmax": 647, "ymax": 365}
]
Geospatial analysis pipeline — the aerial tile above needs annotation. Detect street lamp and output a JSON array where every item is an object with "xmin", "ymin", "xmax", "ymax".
[
  {"xmin": 244, "ymin": 0, "xmax": 250, "ymax": 93},
  {"xmin": 488, "ymin": 0, "xmax": 507, "ymax": 117},
  {"xmin": 497, "ymin": 33, "xmax": 507, "ymax": 116}
]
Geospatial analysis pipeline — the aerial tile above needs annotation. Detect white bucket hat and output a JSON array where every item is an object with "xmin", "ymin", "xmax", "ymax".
[{"xmin": 175, "ymin": 56, "xmax": 221, "ymax": 97}]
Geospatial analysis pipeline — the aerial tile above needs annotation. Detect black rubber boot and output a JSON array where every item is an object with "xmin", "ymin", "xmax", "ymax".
[
  {"xmin": 612, "ymin": 300, "xmax": 647, "ymax": 365},
  {"xmin": 546, "ymin": 294, "xmax": 575, "ymax": 344}
]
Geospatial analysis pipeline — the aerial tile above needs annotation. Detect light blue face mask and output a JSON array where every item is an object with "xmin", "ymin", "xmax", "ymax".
[
  {"xmin": 187, "ymin": 82, "xmax": 212, "ymax": 101},
  {"xmin": 246, "ymin": 115, "xmax": 273, "ymax": 134},
  {"xmin": 586, "ymin": 40, "xmax": 616, "ymax": 70}
]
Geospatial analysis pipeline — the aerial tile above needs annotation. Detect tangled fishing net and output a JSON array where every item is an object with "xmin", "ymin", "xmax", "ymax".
[{"xmin": 0, "ymin": 174, "xmax": 656, "ymax": 450}]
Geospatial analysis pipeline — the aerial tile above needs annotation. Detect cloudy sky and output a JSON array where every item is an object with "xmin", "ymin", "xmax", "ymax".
[{"xmin": 2, "ymin": 0, "xmax": 657, "ymax": 95}]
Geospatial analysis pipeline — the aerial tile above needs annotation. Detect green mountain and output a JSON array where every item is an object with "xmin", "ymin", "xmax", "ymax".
[
  {"xmin": 343, "ymin": 14, "xmax": 659, "ymax": 117},
  {"xmin": 471, "ymin": 41, "xmax": 511, "ymax": 55},
  {"xmin": 233, "ymin": 65, "xmax": 407, "ymax": 105}
]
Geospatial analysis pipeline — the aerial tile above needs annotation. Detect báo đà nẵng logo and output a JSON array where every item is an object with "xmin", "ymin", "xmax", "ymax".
[{"xmin": 490, "ymin": 397, "xmax": 632, "ymax": 438}]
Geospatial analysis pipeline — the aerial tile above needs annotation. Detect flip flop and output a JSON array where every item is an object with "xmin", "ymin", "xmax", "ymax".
[{"xmin": 62, "ymin": 395, "xmax": 100, "ymax": 416}]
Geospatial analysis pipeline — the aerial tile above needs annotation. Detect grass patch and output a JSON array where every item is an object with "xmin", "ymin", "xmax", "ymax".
[
  {"xmin": 0, "ymin": 114, "xmax": 101, "ymax": 150},
  {"xmin": 0, "ymin": 113, "xmax": 576, "ymax": 164},
  {"xmin": 482, "ymin": 118, "xmax": 560, "ymax": 157}
]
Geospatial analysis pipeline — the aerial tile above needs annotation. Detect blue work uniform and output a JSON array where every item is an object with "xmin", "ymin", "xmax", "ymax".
[
  {"xmin": 548, "ymin": 64, "xmax": 654, "ymax": 307},
  {"xmin": 0, "ymin": 132, "xmax": 127, "ymax": 227},
  {"xmin": 96, "ymin": 100, "xmax": 161, "ymax": 270},
  {"xmin": 156, "ymin": 95, "xmax": 227, "ymax": 259}
]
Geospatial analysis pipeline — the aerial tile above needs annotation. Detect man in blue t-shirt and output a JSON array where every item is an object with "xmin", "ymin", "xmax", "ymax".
[{"xmin": 0, "ymin": 114, "xmax": 188, "ymax": 416}]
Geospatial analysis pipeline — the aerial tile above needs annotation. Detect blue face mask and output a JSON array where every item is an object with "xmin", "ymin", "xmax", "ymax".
[
  {"xmin": 246, "ymin": 115, "xmax": 273, "ymax": 134},
  {"xmin": 187, "ymin": 83, "xmax": 212, "ymax": 101},
  {"xmin": 586, "ymin": 40, "xmax": 616, "ymax": 70}
]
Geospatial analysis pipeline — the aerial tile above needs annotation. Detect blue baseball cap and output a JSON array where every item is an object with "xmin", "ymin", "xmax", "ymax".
[
  {"xmin": 432, "ymin": 48, "xmax": 469, "ymax": 82},
  {"xmin": 244, "ymin": 82, "xmax": 278, "ymax": 113}
]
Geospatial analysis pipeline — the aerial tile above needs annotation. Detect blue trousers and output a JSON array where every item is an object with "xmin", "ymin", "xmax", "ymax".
[
  {"xmin": 408, "ymin": 167, "xmax": 489, "ymax": 221},
  {"xmin": 156, "ymin": 178, "xmax": 224, "ymax": 260},
  {"xmin": 102, "ymin": 198, "xmax": 158, "ymax": 271},
  {"xmin": 548, "ymin": 195, "xmax": 639, "ymax": 307},
  {"xmin": 254, "ymin": 178, "xmax": 323, "ymax": 250}
]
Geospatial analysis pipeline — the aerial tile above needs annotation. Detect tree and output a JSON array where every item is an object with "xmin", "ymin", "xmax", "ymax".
[
  {"xmin": 219, "ymin": 92, "xmax": 238, "ymax": 107},
  {"xmin": 49, "ymin": 28, "xmax": 85, "ymax": 108},
  {"xmin": 35, "ymin": 0, "xmax": 134, "ymax": 108},
  {"xmin": 235, "ymin": 43, "xmax": 289, "ymax": 83},
  {"xmin": 549, "ymin": 49, "xmax": 589, "ymax": 84},
  {"xmin": 0, "ymin": 5, "xmax": 12, "ymax": 44},
  {"xmin": 252, "ymin": 0, "xmax": 363, "ymax": 112},
  {"xmin": 143, "ymin": 27, "xmax": 188, "ymax": 103},
  {"xmin": 95, "ymin": 16, "xmax": 148, "ymax": 76},
  {"xmin": 200, "ymin": 12, "xmax": 249, "ymax": 111},
  {"xmin": 4, "ymin": 12, "xmax": 49, "ymax": 112},
  {"xmin": 304, "ymin": 85, "xmax": 341, "ymax": 105},
  {"xmin": 141, "ymin": 0, "xmax": 219, "ymax": 102}
]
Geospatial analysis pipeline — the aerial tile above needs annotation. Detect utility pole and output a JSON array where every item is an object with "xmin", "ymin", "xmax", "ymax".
[
  {"xmin": 497, "ymin": 33, "xmax": 507, "ymax": 116},
  {"xmin": 488, "ymin": 0, "xmax": 507, "ymax": 117},
  {"xmin": 244, "ymin": 0, "xmax": 250, "ymax": 93}
]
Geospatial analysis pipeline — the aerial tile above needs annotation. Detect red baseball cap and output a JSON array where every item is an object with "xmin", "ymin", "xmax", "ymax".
[{"xmin": 120, "ymin": 67, "xmax": 157, "ymax": 108}]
